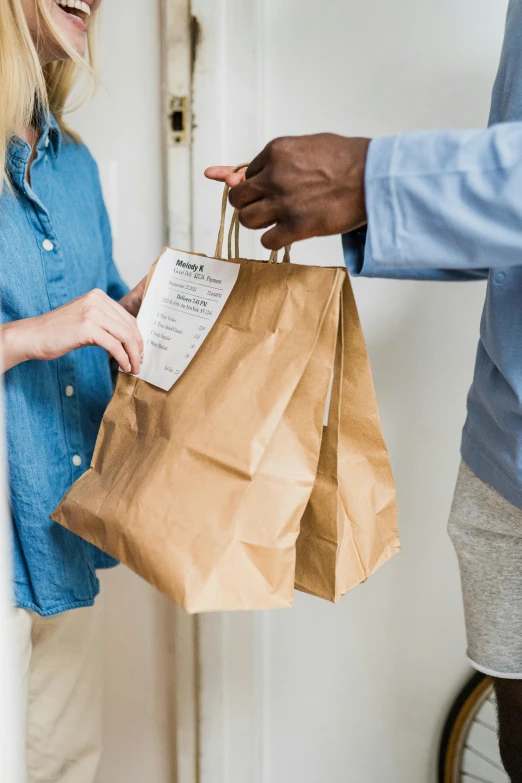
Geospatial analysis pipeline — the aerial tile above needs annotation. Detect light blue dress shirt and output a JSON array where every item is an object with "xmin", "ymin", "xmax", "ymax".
[
  {"xmin": 343, "ymin": 0, "xmax": 522, "ymax": 511},
  {"xmin": 2, "ymin": 116, "xmax": 128, "ymax": 616}
]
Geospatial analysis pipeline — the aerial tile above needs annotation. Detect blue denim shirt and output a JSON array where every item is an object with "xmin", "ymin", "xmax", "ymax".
[
  {"xmin": 2, "ymin": 116, "xmax": 128, "ymax": 616},
  {"xmin": 343, "ymin": 0, "xmax": 522, "ymax": 511}
]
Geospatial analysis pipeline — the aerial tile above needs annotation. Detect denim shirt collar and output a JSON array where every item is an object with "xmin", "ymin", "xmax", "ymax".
[
  {"xmin": 7, "ymin": 112, "xmax": 62, "ymax": 166},
  {"xmin": 43, "ymin": 113, "xmax": 63, "ymax": 157}
]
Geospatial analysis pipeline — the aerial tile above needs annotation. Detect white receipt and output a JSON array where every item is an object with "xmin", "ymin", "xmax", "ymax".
[{"xmin": 135, "ymin": 248, "xmax": 240, "ymax": 391}]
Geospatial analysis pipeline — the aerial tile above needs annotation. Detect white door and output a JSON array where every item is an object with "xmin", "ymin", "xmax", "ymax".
[{"xmin": 167, "ymin": 1, "xmax": 508, "ymax": 781}]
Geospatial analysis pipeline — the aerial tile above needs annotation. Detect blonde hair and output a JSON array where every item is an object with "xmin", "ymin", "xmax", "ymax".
[{"xmin": 0, "ymin": 0, "xmax": 97, "ymax": 192}]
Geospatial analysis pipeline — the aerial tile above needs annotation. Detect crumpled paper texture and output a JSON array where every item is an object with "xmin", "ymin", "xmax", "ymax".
[{"xmin": 53, "ymin": 252, "xmax": 346, "ymax": 612}]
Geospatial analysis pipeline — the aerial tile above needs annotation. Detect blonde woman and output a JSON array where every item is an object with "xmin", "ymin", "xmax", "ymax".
[{"xmin": 1, "ymin": 1, "xmax": 145, "ymax": 779}]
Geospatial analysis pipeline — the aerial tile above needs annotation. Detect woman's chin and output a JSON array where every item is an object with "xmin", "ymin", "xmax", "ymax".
[
  {"xmin": 69, "ymin": 34, "xmax": 87, "ymax": 58},
  {"xmin": 59, "ymin": 23, "xmax": 87, "ymax": 52},
  {"xmin": 42, "ymin": 30, "xmax": 87, "ymax": 63}
]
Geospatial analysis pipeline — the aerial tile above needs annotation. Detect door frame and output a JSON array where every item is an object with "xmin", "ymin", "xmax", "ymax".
[
  {"xmin": 160, "ymin": 2, "xmax": 199, "ymax": 782},
  {"xmin": 162, "ymin": 2, "xmax": 267, "ymax": 781},
  {"xmin": 191, "ymin": 3, "xmax": 269, "ymax": 781}
]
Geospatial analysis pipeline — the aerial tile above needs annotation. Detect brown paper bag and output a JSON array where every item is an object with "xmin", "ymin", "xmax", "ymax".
[
  {"xmin": 295, "ymin": 274, "xmax": 400, "ymax": 602},
  {"xmin": 52, "ymin": 196, "xmax": 345, "ymax": 613}
]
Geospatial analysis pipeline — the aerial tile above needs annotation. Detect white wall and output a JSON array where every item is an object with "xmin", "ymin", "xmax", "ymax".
[
  {"xmin": 263, "ymin": 2, "xmax": 507, "ymax": 781},
  {"xmin": 264, "ymin": 2, "xmax": 507, "ymax": 781},
  {"xmin": 192, "ymin": 1, "xmax": 510, "ymax": 781},
  {"xmin": 69, "ymin": 4, "xmax": 172, "ymax": 782}
]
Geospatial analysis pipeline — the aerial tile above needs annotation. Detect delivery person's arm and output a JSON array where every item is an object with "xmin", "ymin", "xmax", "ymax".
[
  {"xmin": 205, "ymin": 124, "xmax": 522, "ymax": 277},
  {"xmin": 347, "ymin": 124, "xmax": 522, "ymax": 279},
  {"xmin": 342, "ymin": 228, "xmax": 488, "ymax": 281}
]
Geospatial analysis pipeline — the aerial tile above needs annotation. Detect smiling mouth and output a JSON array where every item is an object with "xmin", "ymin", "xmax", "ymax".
[{"xmin": 53, "ymin": 0, "xmax": 91, "ymax": 23}]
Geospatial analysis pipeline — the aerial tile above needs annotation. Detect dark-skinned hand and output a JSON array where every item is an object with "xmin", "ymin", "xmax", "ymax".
[{"xmin": 205, "ymin": 133, "xmax": 371, "ymax": 250}]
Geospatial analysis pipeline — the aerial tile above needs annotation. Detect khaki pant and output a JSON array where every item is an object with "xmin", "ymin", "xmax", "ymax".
[{"xmin": 13, "ymin": 602, "xmax": 103, "ymax": 783}]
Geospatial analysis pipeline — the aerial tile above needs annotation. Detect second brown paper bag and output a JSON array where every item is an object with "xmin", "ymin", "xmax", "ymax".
[{"xmin": 295, "ymin": 275, "xmax": 400, "ymax": 602}]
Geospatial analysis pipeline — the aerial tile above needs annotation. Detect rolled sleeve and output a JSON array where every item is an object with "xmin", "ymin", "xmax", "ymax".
[{"xmin": 342, "ymin": 228, "xmax": 369, "ymax": 276}]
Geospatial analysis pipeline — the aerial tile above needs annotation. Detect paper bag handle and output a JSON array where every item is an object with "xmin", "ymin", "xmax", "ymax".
[
  {"xmin": 268, "ymin": 247, "xmax": 292, "ymax": 264},
  {"xmin": 215, "ymin": 163, "xmax": 249, "ymax": 259},
  {"xmin": 214, "ymin": 163, "xmax": 291, "ymax": 264}
]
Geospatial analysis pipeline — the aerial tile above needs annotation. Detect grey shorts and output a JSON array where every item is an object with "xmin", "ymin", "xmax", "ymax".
[{"xmin": 449, "ymin": 461, "xmax": 522, "ymax": 679}]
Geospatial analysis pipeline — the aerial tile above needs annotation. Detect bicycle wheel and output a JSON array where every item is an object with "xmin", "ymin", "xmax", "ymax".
[{"xmin": 439, "ymin": 672, "xmax": 509, "ymax": 783}]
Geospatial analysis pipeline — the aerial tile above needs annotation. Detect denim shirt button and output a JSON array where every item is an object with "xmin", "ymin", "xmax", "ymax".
[
  {"xmin": 42, "ymin": 239, "xmax": 54, "ymax": 252},
  {"xmin": 65, "ymin": 385, "xmax": 74, "ymax": 397},
  {"xmin": 72, "ymin": 455, "xmax": 82, "ymax": 467}
]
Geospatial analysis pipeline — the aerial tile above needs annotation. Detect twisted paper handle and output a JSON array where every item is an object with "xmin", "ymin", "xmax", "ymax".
[{"xmin": 214, "ymin": 163, "xmax": 291, "ymax": 264}]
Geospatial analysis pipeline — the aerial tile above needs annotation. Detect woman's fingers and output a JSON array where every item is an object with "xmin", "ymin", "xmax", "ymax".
[
  {"xmin": 84, "ymin": 290, "xmax": 144, "ymax": 357},
  {"xmin": 99, "ymin": 312, "xmax": 142, "ymax": 374},
  {"xmin": 79, "ymin": 302, "xmax": 142, "ymax": 374},
  {"xmin": 89, "ymin": 325, "xmax": 133, "ymax": 373},
  {"xmin": 95, "ymin": 288, "xmax": 142, "ymax": 332}
]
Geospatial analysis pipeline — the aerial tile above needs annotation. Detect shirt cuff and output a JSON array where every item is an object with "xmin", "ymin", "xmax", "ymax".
[
  {"xmin": 342, "ymin": 228, "xmax": 371, "ymax": 276},
  {"xmin": 342, "ymin": 136, "xmax": 399, "ymax": 277},
  {"xmin": 363, "ymin": 134, "xmax": 403, "ymax": 268},
  {"xmin": 342, "ymin": 135, "xmax": 491, "ymax": 282}
]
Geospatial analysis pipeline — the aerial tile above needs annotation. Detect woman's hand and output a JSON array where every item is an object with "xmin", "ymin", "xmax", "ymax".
[{"xmin": 2, "ymin": 288, "xmax": 144, "ymax": 374}]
